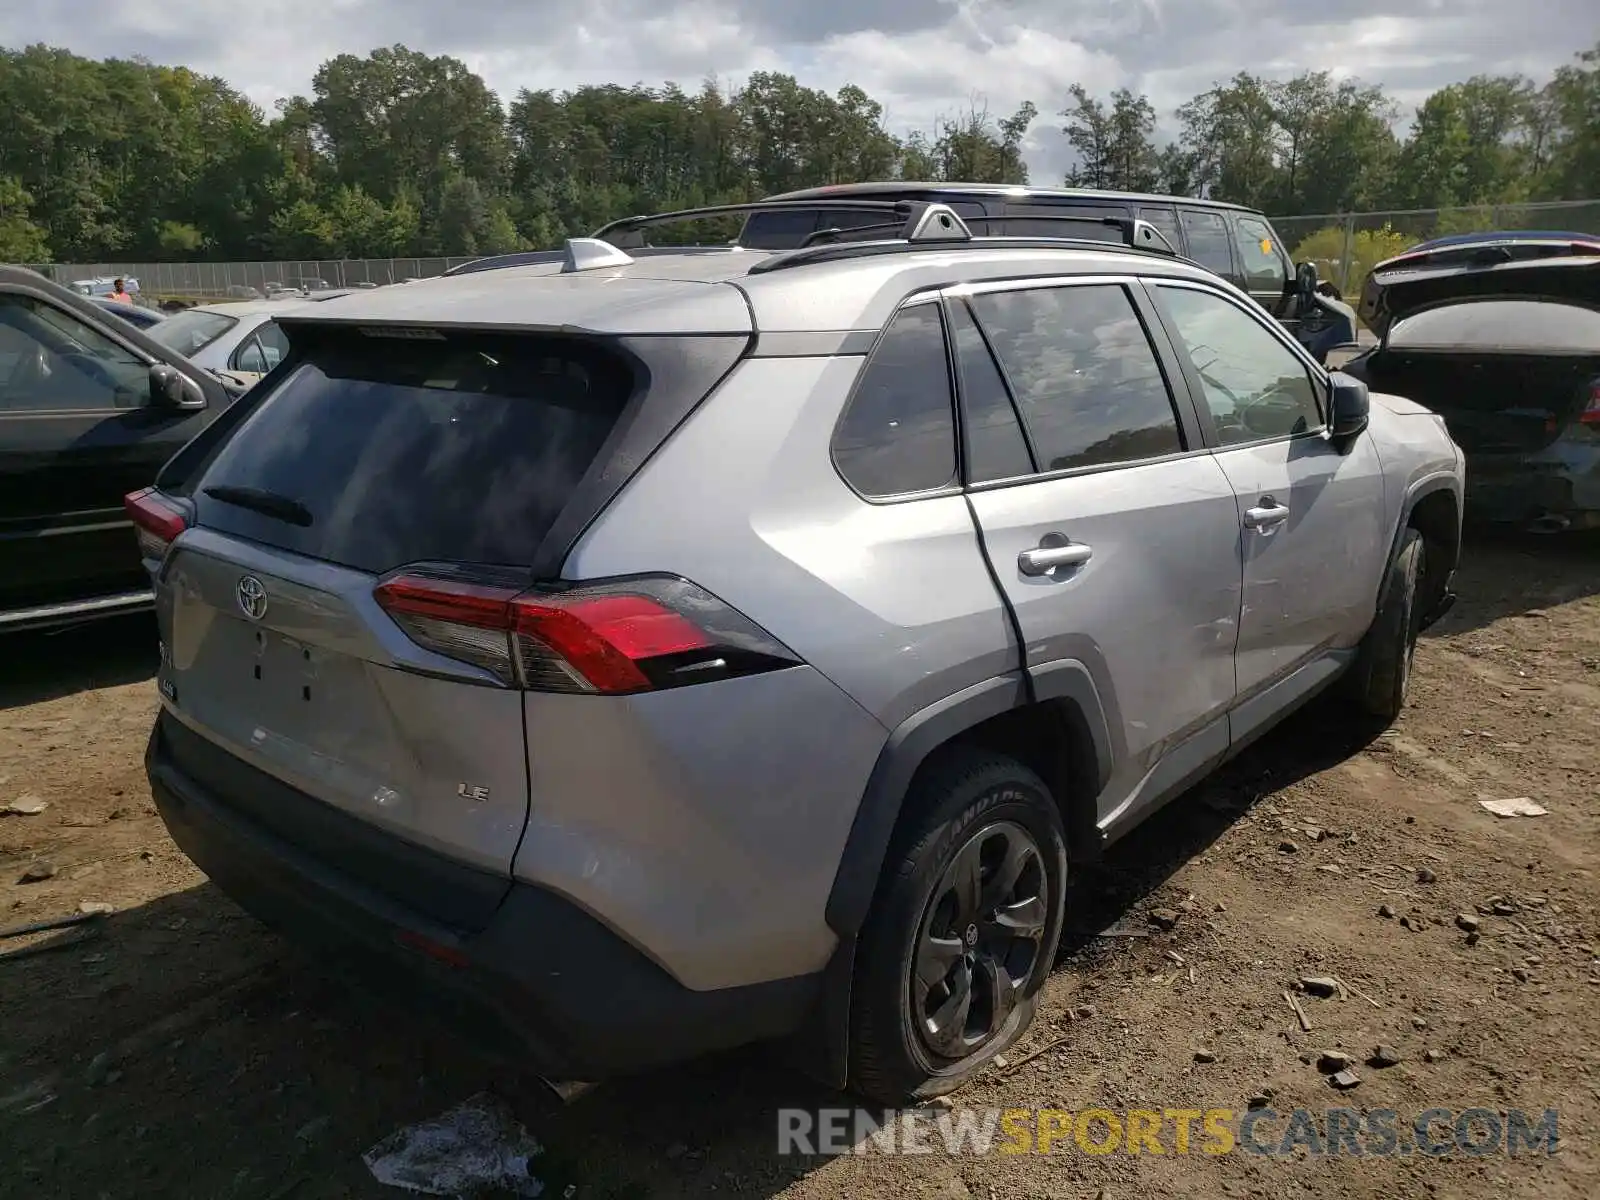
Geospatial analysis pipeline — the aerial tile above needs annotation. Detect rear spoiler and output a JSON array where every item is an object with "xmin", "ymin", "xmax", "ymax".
[{"xmin": 1378, "ymin": 237, "xmax": 1600, "ymax": 275}]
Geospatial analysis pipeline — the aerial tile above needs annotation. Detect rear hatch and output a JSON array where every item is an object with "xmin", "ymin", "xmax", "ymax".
[
  {"xmin": 1361, "ymin": 253, "xmax": 1600, "ymax": 338},
  {"xmin": 155, "ymin": 326, "xmax": 636, "ymax": 929},
  {"xmin": 1365, "ymin": 299, "xmax": 1600, "ymax": 454}
]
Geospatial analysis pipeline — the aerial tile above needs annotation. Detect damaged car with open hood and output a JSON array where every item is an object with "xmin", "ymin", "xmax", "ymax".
[{"xmin": 1335, "ymin": 233, "xmax": 1600, "ymax": 533}]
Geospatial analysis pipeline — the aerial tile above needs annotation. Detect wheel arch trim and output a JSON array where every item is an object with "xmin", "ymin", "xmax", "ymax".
[
  {"xmin": 806, "ymin": 666, "xmax": 1115, "ymax": 1090},
  {"xmin": 825, "ymin": 665, "xmax": 1113, "ymax": 938},
  {"xmin": 1391, "ymin": 472, "xmax": 1463, "ymax": 579}
]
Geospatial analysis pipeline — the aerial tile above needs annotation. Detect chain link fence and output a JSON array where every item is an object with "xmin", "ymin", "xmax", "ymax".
[
  {"xmin": 1271, "ymin": 199, "xmax": 1600, "ymax": 301},
  {"xmin": 23, "ymin": 198, "xmax": 1600, "ymax": 310},
  {"xmin": 23, "ymin": 257, "xmax": 480, "ymax": 304}
]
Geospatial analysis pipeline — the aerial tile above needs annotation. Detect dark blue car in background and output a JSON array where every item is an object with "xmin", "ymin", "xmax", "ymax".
[{"xmin": 1344, "ymin": 230, "xmax": 1600, "ymax": 533}]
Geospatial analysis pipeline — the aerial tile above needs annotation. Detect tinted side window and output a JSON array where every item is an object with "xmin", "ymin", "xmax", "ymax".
[
  {"xmin": 1180, "ymin": 209, "xmax": 1234, "ymax": 277},
  {"xmin": 0, "ymin": 296, "xmax": 151, "ymax": 412},
  {"xmin": 739, "ymin": 210, "xmax": 820, "ymax": 250},
  {"xmin": 228, "ymin": 322, "xmax": 289, "ymax": 373},
  {"xmin": 970, "ymin": 285, "xmax": 1184, "ymax": 472},
  {"xmin": 257, "ymin": 322, "xmax": 290, "ymax": 370},
  {"xmin": 232, "ymin": 336, "xmax": 268, "ymax": 374},
  {"xmin": 949, "ymin": 301, "xmax": 1033, "ymax": 483},
  {"xmin": 1136, "ymin": 206, "xmax": 1182, "ymax": 252},
  {"xmin": 999, "ymin": 202, "xmax": 1129, "ymax": 241},
  {"xmin": 832, "ymin": 305, "xmax": 958, "ymax": 497},
  {"xmin": 1157, "ymin": 286, "xmax": 1323, "ymax": 445},
  {"xmin": 1233, "ymin": 216, "xmax": 1288, "ymax": 292}
]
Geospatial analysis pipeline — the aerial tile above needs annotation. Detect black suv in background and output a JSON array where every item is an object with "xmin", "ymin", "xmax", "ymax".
[
  {"xmin": 741, "ymin": 182, "xmax": 1313, "ymax": 331},
  {"xmin": 451, "ymin": 182, "xmax": 1345, "ymax": 352},
  {"xmin": 0, "ymin": 266, "xmax": 237, "ymax": 633}
]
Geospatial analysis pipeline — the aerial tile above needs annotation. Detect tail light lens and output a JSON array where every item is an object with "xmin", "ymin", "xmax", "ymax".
[
  {"xmin": 1580, "ymin": 380, "xmax": 1600, "ymax": 427},
  {"xmin": 124, "ymin": 488, "xmax": 189, "ymax": 560},
  {"xmin": 374, "ymin": 571, "xmax": 799, "ymax": 694}
]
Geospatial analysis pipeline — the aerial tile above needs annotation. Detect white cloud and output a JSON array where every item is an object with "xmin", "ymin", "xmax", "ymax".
[{"xmin": 1, "ymin": 0, "xmax": 1592, "ymax": 184}]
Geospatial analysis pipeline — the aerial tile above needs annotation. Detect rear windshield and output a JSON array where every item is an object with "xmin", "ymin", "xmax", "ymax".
[
  {"xmin": 1389, "ymin": 300, "xmax": 1600, "ymax": 355},
  {"xmin": 191, "ymin": 330, "xmax": 631, "ymax": 574},
  {"xmin": 149, "ymin": 309, "xmax": 238, "ymax": 356}
]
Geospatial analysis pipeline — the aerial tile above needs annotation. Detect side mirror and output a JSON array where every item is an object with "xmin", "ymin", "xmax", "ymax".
[
  {"xmin": 1328, "ymin": 372, "xmax": 1370, "ymax": 448},
  {"xmin": 149, "ymin": 363, "xmax": 208, "ymax": 411},
  {"xmin": 1294, "ymin": 260, "xmax": 1319, "ymax": 301}
]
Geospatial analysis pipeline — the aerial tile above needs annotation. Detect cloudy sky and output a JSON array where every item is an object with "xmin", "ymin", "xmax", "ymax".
[{"xmin": 4, "ymin": 0, "xmax": 1595, "ymax": 181}]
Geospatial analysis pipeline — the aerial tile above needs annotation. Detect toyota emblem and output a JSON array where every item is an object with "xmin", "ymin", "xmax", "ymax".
[{"xmin": 236, "ymin": 575, "xmax": 269, "ymax": 621}]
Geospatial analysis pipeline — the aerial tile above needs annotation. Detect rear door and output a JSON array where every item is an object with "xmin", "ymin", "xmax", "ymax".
[
  {"xmin": 954, "ymin": 278, "xmax": 1244, "ymax": 831},
  {"xmin": 156, "ymin": 327, "xmax": 636, "ymax": 903},
  {"xmin": 0, "ymin": 291, "xmax": 208, "ymax": 612},
  {"xmin": 1147, "ymin": 279, "xmax": 1388, "ymax": 728}
]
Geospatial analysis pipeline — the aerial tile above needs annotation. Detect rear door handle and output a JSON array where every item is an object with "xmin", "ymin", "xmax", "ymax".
[
  {"xmin": 1018, "ymin": 539, "xmax": 1093, "ymax": 576},
  {"xmin": 1243, "ymin": 498, "xmax": 1291, "ymax": 529}
]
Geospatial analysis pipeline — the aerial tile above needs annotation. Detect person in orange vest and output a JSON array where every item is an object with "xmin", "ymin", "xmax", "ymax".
[{"xmin": 108, "ymin": 278, "xmax": 133, "ymax": 303}]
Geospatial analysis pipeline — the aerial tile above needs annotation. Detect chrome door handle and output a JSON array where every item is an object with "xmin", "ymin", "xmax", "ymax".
[
  {"xmin": 1018, "ymin": 540, "xmax": 1093, "ymax": 576},
  {"xmin": 1243, "ymin": 499, "xmax": 1291, "ymax": 529}
]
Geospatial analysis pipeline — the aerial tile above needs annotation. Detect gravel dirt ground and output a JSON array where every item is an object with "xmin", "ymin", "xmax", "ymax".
[{"xmin": 1, "ymin": 532, "xmax": 1597, "ymax": 1200}]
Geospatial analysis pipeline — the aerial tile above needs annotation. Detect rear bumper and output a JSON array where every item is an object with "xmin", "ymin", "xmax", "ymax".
[
  {"xmin": 1465, "ymin": 449, "xmax": 1600, "ymax": 529},
  {"xmin": 146, "ymin": 715, "xmax": 819, "ymax": 1079}
]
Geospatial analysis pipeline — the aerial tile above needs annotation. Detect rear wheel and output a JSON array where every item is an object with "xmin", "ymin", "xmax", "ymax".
[
  {"xmin": 849, "ymin": 748, "xmax": 1067, "ymax": 1105},
  {"xmin": 1348, "ymin": 527, "xmax": 1425, "ymax": 727}
]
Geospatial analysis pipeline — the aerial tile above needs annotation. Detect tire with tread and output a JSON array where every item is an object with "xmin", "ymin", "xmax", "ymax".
[
  {"xmin": 1348, "ymin": 527, "xmax": 1425, "ymax": 727},
  {"xmin": 849, "ymin": 746, "xmax": 1067, "ymax": 1105}
]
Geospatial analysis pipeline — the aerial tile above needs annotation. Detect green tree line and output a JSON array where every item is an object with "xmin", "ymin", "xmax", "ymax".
[{"xmin": 1, "ymin": 39, "xmax": 1596, "ymax": 264}]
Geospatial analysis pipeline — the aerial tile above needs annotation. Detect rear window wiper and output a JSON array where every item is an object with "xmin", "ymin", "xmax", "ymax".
[{"xmin": 202, "ymin": 484, "xmax": 313, "ymax": 527}]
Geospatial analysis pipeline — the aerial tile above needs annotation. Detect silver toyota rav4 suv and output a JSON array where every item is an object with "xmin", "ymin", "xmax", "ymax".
[{"xmin": 133, "ymin": 201, "xmax": 1464, "ymax": 1103}]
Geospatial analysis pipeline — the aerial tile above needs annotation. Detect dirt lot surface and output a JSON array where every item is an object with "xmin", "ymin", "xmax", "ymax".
[{"xmin": 2, "ymin": 533, "xmax": 1597, "ymax": 1200}]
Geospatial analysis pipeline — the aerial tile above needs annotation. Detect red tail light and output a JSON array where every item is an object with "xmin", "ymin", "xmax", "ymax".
[
  {"xmin": 1580, "ymin": 381, "xmax": 1600, "ymax": 427},
  {"xmin": 124, "ymin": 488, "xmax": 188, "ymax": 559},
  {"xmin": 374, "ymin": 571, "xmax": 797, "ymax": 694}
]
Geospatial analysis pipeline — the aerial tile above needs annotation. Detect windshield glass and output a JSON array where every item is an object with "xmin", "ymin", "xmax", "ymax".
[{"xmin": 148, "ymin": 309, "xmax": 238, "ymax": 356}]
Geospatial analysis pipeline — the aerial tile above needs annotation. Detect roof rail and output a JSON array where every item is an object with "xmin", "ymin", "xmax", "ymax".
[
  {"xmin": 744, "ymin": 236, "xmax": 1191, "ymax": 276},
  {"xmin": 444, "ymin": 248, "xmax": 567, "ymax": 276},
  {"xmin": 589, "ymin": 199, "xmax": 973, "ymax": 248},
  {"xmin": 441, "ymin": 201, "xmax": 1184, "ymax": 280}
]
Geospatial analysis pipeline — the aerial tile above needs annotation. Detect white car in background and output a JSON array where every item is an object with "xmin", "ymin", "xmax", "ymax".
[{"xmin": 145, "ymin": 297, "xmax": 337, "ymax": 385}]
